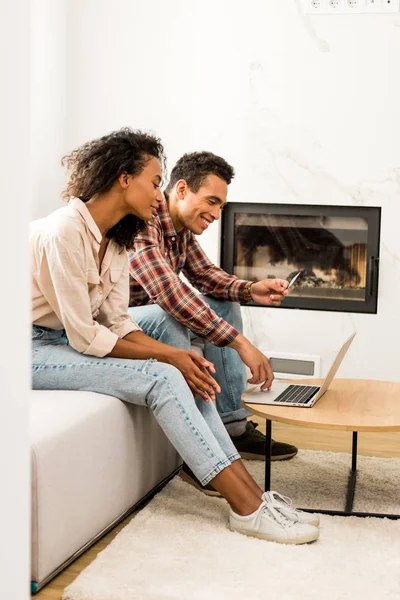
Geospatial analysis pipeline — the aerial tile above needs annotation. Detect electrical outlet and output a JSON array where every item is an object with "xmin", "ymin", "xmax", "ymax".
[
  {"xmin": 308, "ymin": 0, "xmax": 324, "ymax": 10},
  {"xmin": 345, "ymin": 0, "xmax": 364, "ymax": 11},
  {"xmin": 302, "ymin": 0, "xmax": 328, "ymax": 12},
  {"xmin": 302, "ymin": 0, "xmax": 400, "ymax": 11}
]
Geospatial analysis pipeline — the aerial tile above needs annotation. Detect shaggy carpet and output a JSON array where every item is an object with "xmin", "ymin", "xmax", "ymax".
[{"xmin": 63, "ymin": 450, "xmax": 400, "ymax": 600}]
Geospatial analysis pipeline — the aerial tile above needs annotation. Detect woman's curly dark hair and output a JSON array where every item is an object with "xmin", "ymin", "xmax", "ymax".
[{"xmin": 61, "ymin": 127, "xmax": 166, "ymax": 249}]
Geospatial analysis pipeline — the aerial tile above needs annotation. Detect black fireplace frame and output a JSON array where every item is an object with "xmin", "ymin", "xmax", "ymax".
[{"xmin": 220, "ymin": 203, "xmax": 381, "ymax": 314}]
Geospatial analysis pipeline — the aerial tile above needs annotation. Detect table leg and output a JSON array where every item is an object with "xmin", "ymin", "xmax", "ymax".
[
  {"xmin": 298, "ymin": 430, "xmax": 400, "ymax": 519},
  {"xmin": 345, "ymin": 431, "xmax": 358, "ymax": 513},
  {"xmin": 264, "ymin": 419, "xmax": 272, "ymax": 491}
]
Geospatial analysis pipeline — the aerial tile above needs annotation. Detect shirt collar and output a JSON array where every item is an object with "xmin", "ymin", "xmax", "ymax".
[
  {"xmin": 158, "ymin": 196, "xmax": 178, "ymax": 238},
  {"xmin": 69, "ymin": 197, "xmax": 103, "ymax": 245}
]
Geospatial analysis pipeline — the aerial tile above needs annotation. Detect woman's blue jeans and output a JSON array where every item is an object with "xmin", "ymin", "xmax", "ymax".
[
  {"xmin": 32, "ymin": 325, "xmax": 240, "ymax": 486},
  {"xmin": 128, "ymin": 296, "xmax": 251, "ymax": 425}
]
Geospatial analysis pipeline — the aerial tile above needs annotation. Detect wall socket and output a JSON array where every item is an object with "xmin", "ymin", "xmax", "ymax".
[
  {"xmin": 302, "ymin": 0, "xmax": 400, "ymax": 12},
  {"xmin": 346, "ymin": 0, "xmax": 362, "ymax": 9},
  {"xmin": 307, "ymin": 0, "xmax": 324, "ymax": 9},
  {"xmin": 327, "ymin": 0, "xmax": 341, "ymax": 9}
]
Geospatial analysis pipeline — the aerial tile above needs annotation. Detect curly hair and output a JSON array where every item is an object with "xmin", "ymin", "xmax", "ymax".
[
  {"xmin": 164, "ymin": 151, "xmax": 234, "ymax": 196},
  {"xmin": 61, "ymin": 127, "xmax": 166, "ymax": 249}
]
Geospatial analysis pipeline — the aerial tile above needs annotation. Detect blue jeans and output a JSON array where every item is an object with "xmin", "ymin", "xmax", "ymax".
[
  {"xmin": 128, "ymin": 296, "xmax": 251, "ymax": 425},
  {"xmin": 31, "ymin": 326, "xmax": 240, "ymax": 486}
]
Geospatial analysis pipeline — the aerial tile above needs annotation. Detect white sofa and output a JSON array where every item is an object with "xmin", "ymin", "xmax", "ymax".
[{"xmin": 30, "ymin": 390, "xmax": 181, "ymax": 593}]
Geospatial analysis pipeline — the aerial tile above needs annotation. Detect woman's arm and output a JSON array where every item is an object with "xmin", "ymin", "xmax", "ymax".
[
  {"xmin": 98, "ymin": 256, "xmax": 220, "ymax": 400},
  {"xmin": 35, "ymin": 227, "xmax": 219, "ymax": 399},
  {"xmin": 108, "ymin": 330, "xmax": 220, "ymax": 401},
  {"xmin": 35, "ymin": 226, "xmax": 119, "ymax": 357}
]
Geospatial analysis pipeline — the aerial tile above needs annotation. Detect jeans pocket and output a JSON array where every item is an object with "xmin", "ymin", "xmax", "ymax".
[{"xmin": 32, "ymin": 326, "xmax": 45, "ymax": 341}]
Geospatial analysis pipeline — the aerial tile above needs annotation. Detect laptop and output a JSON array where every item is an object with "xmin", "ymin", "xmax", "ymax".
[{"xmin": 245, "ymin": 332, "xmax": 356, "ymax": 408}]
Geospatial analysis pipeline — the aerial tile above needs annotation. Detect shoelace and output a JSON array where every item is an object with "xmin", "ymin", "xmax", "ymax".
[
  {"xmin": 248, "ymin": 421, "xmax": 265, "ymax": 439},
  {"xmin": 257, "ymin": 501, "xmax": 295, "ymax": 529},
  {"xmin": 263, "ymin": 491, "xmax": 302, "ymax": 522},
  {"xmin": 271, "ymin": 491, "xmax": 294, "ymax": 508}
]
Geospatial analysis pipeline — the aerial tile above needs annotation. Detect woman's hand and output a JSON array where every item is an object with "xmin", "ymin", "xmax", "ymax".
[
  {"xmin": 166, "ymin": 349, "xmax": 220, "ymax": 401},
  {"xmin": 113, "ymin": 331, "xmax": 220, "ymax": 400}
]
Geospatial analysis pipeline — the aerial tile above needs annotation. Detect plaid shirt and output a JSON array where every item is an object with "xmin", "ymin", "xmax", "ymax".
[{"xmin": 128, "ymin": 198, "xmax": 249, "ymax": 346}]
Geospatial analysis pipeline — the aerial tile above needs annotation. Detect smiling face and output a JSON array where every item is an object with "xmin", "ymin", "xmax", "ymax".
[
  {"xmin": 123, "ymin": 156, "xmax": 163, "ymax": 221},
  {"xmin": 171, "ymin": 175, "xmax": 228, "ymax": 234}
]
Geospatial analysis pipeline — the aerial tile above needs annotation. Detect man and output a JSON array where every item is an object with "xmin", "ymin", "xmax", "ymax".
[{"xmin": 128, "ymin": 151, "xmax": 298, "ymax": 494}]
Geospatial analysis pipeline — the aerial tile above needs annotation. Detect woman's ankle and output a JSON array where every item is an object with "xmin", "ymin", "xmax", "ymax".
[
  {"xmin": 230, "ymin": 498, "xmax": 263, "ymax": 517},
  {"xmin": 210, "ymin": 465, "xmax": 263, "ymax": 515}
]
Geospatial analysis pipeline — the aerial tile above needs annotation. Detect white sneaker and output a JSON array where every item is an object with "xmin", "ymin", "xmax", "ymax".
[
  {"xmin": 262, "ymin": 491, "xmax": 320, "ymax": 527},
  {"xmin": 229, "ymin": 500, "xmax": 319, "ymax": 545}
]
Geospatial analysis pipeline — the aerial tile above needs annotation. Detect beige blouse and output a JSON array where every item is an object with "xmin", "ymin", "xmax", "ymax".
[{"xmin": 31, "ymin": 198, "xmax": 141, "ymax": 357}]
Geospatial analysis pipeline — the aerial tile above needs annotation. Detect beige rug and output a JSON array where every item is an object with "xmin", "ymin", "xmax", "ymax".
[{"xmin": 63, "ymin": 450, "xmax": 400, "ymax": 600}]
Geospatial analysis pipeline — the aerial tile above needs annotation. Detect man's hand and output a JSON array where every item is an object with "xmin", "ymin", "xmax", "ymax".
[
  {"xmin": 228, "ymin": 334, "xmax": 274, "ymax": 391},
  {"xmin": 250, "ymin": 278, "xmax": 289, "ymax": 306},
  {"xmin": 166, "ymin": 349, "xmax": 221, "ymax": 401}
]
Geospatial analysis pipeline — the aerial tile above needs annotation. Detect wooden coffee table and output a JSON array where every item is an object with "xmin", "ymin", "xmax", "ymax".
[{"xmin": 242, "ymin": 378, "xmax": 400, "ymax": 519}]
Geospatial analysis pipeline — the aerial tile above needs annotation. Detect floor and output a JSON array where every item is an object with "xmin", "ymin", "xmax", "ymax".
[{"xmin": 33, "ymin": 419, "xmax": 400, "ymax": 599}]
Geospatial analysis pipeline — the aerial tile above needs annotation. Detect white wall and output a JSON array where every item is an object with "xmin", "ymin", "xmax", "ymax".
[
  {"xmin": 0, "ymin": 2, "xmax": 30, "ymax": 598},
  {"xmin": 35, "ymin": 0, "xmax": 400, "ymax": 381},
  {"xmin": 31, "ymin": 0, "xmax": 68, "ymax": 219}
]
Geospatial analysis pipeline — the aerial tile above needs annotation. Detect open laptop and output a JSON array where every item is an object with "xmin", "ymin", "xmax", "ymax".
[{"xmin": 245, "ymin": 332, "xmax": 356, "ymax": 408}]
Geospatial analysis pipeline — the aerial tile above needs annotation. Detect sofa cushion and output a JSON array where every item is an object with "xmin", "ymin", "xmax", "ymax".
[{"xmin": 31, "ymin": 390, "xmax": 181, "ymax": 584}]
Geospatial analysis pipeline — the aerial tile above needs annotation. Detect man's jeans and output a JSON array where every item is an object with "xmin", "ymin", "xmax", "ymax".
[
  {"xmin": 128, "ymin": 296, "xmax": 251, "ymax": 424},
  {"xmin": 32, "ymin": 325, "xmax": 240, "ymax": 486}
]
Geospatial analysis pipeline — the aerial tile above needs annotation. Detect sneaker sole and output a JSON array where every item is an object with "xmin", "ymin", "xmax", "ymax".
[
  {"xmin": 228, "ymin": 524, "xmax": 319, "ymax": 545},
  {"xmin": 239, "ymin": 451, "xmax": 298, "ymax": 462},
  {"xmin": 179, "ymin": 470, "xmax": 222, "ymax": 497}
]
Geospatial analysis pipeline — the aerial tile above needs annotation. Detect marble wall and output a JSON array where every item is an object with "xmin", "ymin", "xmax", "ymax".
[
  {"xmin": 184, "ymin": 1, "xmax": 400, "ymax": 381},
  {"xmin": 34, "ymin": 0, "xmax": 400, "ymax": 381}
]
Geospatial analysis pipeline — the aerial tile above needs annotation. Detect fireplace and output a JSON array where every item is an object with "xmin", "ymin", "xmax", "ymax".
[{"xmin": 220, "ymin": 203, "xmax": 381, "ymax": 313}]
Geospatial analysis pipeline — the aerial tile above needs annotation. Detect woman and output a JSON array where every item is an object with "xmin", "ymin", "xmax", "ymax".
[{"xmin": 31, "ymin": 127, "xmax": 319, "ymax": 545}]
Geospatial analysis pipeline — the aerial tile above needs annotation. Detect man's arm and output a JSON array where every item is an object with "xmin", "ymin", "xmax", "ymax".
[
  {"xmin": 182, "ymin": 232, "xmax": 248, "ymax": 302},
  {"xmin": 129, "ymin": 224, "xmax": 288, "ymax": 392},
  {"xmin": 129, "ymin": 225, "xmax": 240, "ymax": 347},
  {"xmin": 183, "ymin": 233, "xmax": 290, "ymax": 306}
]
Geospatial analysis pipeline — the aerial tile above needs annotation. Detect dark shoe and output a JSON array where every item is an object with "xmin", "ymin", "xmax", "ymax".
[
  {"xmin": 179, "ymin": 463, "xmax": 222, "ymax": 497},
  {"xmin": 232, "ymin": 420, "xmax": 298, "ymax": 461}
]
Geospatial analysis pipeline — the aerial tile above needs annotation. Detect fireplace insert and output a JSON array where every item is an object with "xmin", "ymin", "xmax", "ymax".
[{"xmin": 221, "ymin": 203, "xmax": 381, "ymax": 313}]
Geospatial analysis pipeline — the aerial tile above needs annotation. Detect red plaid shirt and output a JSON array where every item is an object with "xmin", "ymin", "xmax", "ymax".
[{"xmin": 128, "ymin": 198, "xmax": 249, "ymax": 346}]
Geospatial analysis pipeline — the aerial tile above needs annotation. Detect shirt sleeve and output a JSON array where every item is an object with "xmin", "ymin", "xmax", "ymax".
[
  {"xmin": 36, "ymin": 227, "xmax": 119, "ymax": 357},
  {"xmin": 96, "ymin": 255, "xmax": 142, "ymax": 339},
  {"xmin": 129, "ymin": 223, "xmax": 240, "ymax": 346},
  {"xmin": 182, "ymin": 232, "xmax": 249, "ymax": 302}
]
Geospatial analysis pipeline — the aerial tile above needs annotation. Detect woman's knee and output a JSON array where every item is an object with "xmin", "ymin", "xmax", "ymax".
[
  {"xmin": 150, "ymin": 361, "xmax": 188, "ymax": 393},
  {"xmin": 146, "ymin": 361, "xmax": 191, "ymax": 410}
]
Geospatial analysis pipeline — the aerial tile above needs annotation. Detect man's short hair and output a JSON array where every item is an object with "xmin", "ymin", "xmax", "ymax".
[{"xmin": 165, "ymin": 151, "xmax": 235, "ymax": 195}]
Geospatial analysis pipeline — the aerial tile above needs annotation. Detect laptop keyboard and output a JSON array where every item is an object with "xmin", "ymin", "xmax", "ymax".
[{"xmin": 273, "ymin": 384, "xmax": 320, "ymax": 405}]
